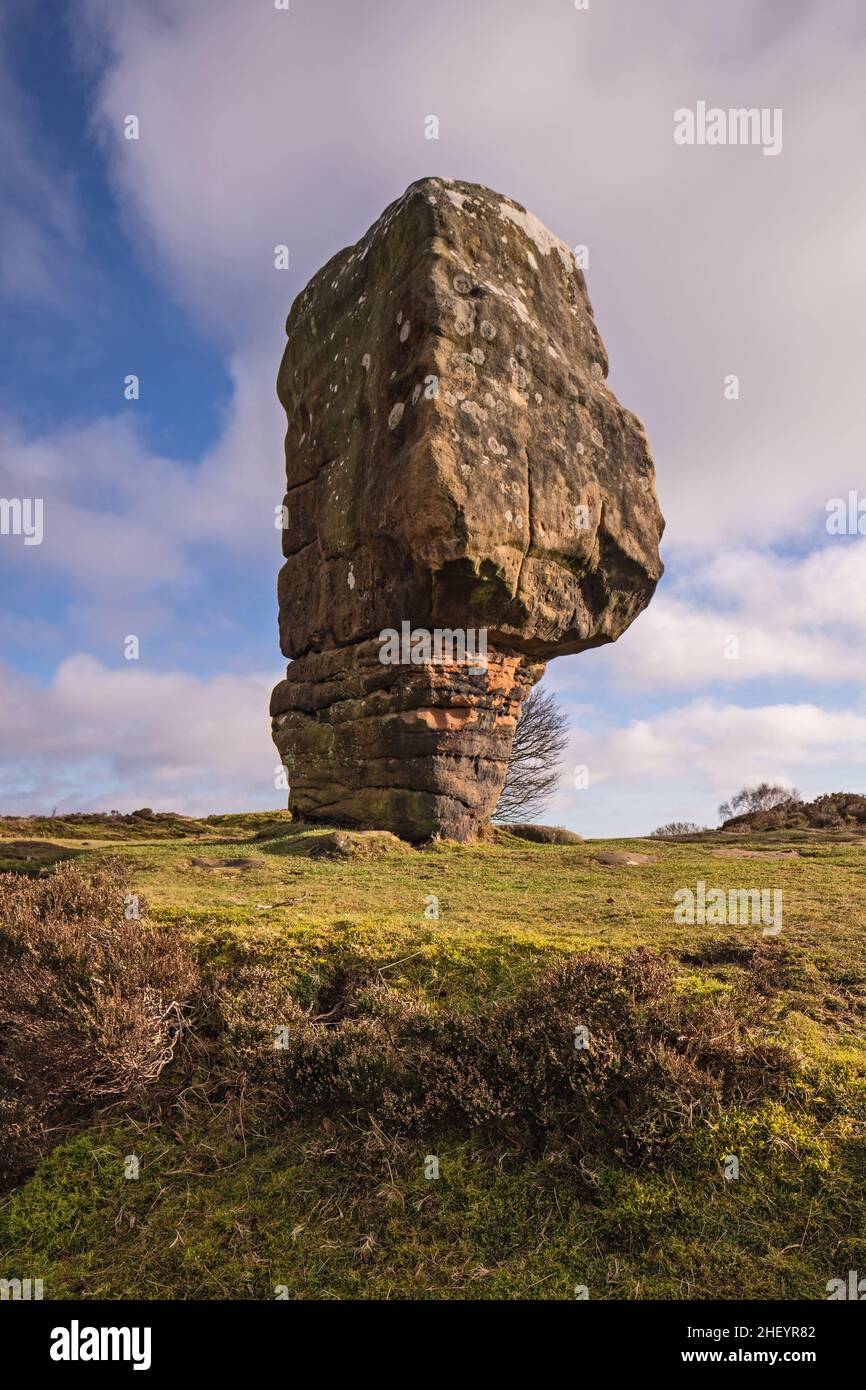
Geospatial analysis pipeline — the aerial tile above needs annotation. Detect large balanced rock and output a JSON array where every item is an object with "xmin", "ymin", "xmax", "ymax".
[{"xmin": 271, "ymin": 177, "xmax": 664, "ymax": 841}]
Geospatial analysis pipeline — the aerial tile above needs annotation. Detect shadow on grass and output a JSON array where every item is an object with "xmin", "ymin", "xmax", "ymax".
[{"xmin": 0, "ymin": 840, "xmax": 86, "ymax": 875}]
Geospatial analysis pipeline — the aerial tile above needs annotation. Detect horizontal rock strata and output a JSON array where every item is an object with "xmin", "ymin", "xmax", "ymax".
[{"xmin": 271, "ymin": 639, "xmax": 543, "ymax": 842}]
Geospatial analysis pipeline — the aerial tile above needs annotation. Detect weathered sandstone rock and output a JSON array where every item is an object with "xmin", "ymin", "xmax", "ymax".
[{"xmin": 271, "ymin": 177, "xmax": 664, "ymax": 840}]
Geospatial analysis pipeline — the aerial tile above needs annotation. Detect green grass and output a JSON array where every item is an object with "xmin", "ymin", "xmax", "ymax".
[{"xmin": 1, "ymin": 813, "xmax": 864, "ymax": 1300}]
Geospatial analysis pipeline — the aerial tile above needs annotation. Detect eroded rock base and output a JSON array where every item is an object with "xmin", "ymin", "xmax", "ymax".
[{"xmin": 270, "ymin": 642, "xmax": 542, "ymax": 842}]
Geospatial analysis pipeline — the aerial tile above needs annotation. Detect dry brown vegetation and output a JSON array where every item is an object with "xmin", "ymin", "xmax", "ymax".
[
  {"xmin": 223, "ymin": 945, "xmax": 798, "ymax": 1167},
  {"xmin": 500, "ymin": 823, "xmax": 582, "ymax": 845},
  {"xmin": 0, "ymin": 860, "xmax": 199, "ymax": 1185}
]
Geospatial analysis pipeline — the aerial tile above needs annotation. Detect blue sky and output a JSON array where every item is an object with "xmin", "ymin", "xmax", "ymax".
[
  {"xmin": 1, "ymin": 0, "xmax": 865, "ymax": 833},
  {"xmin": 2, "ymin": 10, "xmax": 229, "ymax": 459}
]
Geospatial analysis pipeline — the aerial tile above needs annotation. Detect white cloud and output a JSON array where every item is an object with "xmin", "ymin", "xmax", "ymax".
[
  {"xmin": 595, "ymin": 539, "xmax": 866, "ymax": 689},
  {"xmin": 548, "ymin": 697, "xmax": 866, "ymax": 836},
  {"xmin": 0, "ymin": 655, "xmax": 282, "ymax": 816},
  {"xmin": 0, "ymin": 345, "xmax": 283, "ymax": 594}
]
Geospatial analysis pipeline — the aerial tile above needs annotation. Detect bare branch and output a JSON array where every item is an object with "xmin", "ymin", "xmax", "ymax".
[{"xmin": 494, "ymin": 685, "xmax": 570, "ymax": 823}]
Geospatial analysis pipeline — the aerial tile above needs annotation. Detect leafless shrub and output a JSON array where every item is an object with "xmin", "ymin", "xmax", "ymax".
[
  {"xmin": 650, "ymin": 821, "xmax": 706, "ymax": 837},
  {"xmin": 718, "ymin": 783, "xmax": 800, "ymax": 823}
]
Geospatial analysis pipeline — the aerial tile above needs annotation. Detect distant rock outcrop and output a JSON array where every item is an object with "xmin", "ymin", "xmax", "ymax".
[
  {"xmin": 271, "ymin": 177, "xmax": 664, "ymax": 840},
  {"xmin": 722, "ymin": 792, "xmax": 866, "ymax": 832}
]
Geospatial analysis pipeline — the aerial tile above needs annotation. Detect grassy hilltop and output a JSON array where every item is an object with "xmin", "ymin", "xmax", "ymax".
[{"xmin": 1, "ymin": 812, "xmax": 864, "ymax": 1301}]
